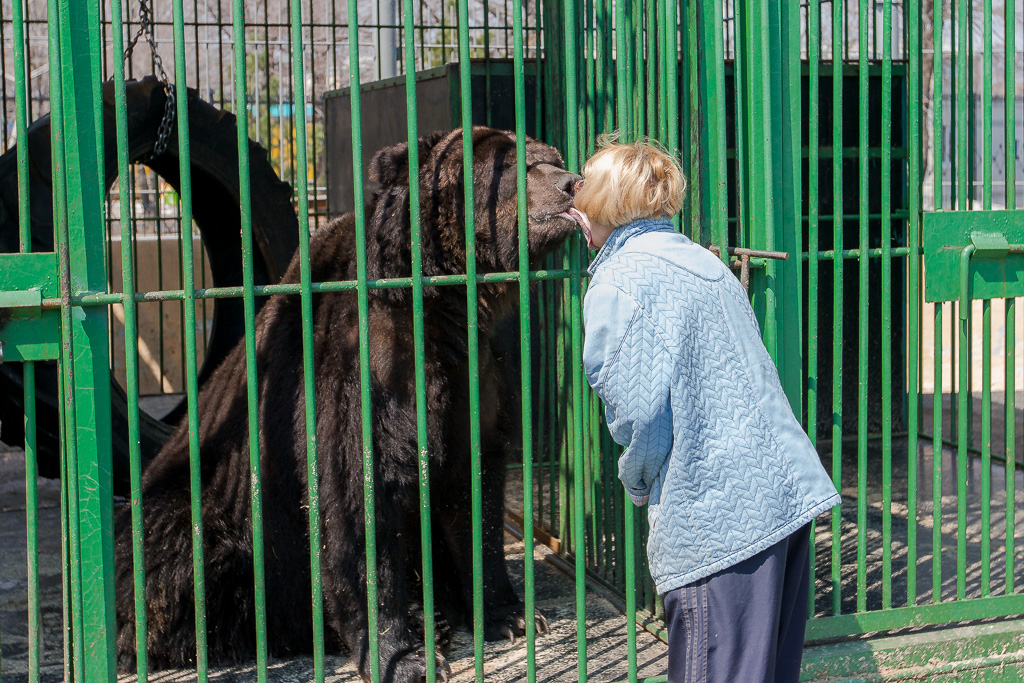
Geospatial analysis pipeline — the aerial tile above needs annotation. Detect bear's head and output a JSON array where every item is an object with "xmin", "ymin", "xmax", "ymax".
[{"xmin": 365, "ymin": 127, "xmax": 581, "ymax": 280}]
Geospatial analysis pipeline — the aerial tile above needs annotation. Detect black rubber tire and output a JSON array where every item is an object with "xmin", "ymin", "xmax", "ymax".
[{"xmin": 0, "ymin": 76, "xmax": 299, "ymax": 492}]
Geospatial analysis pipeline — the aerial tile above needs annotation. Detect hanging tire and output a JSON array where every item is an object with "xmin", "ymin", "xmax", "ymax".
[{"xmin": 0, "ymin": 76, "xmax": 299, "ymax": 492}]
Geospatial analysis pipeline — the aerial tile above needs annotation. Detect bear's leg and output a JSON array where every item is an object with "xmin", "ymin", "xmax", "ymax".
[
  {"xmin": 434, "ymin": 450, "xmax": 548, "ymax": 643},
  {"xmin": 115, "ymin": 488, "xmax": 260, "ymax": 671},
  {"xmin": 479, "ymin": 446, "xmax": 549, "ymax": 641},
  {"xmin": 322, "ymin": 500, "xmax": 449, "ymax": 683}
]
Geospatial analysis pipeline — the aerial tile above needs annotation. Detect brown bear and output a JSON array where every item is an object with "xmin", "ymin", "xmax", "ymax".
[{"xmin": 113, "ymin": 127, "xmax": 582, "ymax": 682}]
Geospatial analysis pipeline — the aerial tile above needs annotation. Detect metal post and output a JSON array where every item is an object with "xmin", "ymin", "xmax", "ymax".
[
  {"xmin": 379, "ymin": 0, "xmax": 398, "ymax": 79},
  {"xmin": 51, "ymin": 0, "xmax": 116, "ymax": 678}
]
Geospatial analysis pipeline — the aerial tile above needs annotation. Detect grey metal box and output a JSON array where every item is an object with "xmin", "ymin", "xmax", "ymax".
[{"xmin": 324, "ymin": 59, "xmax": 539, "ymax": 217}]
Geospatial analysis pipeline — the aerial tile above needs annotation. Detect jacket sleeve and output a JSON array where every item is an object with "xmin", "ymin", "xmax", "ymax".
[{"xmin": 583, "ymin": 283, "xmax": 674, "ymax": 507}]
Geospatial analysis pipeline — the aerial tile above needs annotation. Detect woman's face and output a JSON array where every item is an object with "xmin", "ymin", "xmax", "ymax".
[{"xmin": 579, "ymin": 210, "xmax": 615, "ymax": 250}]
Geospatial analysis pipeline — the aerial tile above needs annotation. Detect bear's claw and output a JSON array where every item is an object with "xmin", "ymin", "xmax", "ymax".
[{"xmin": 486, "ymin": 608, "xmax": 550, "ymax": 644}]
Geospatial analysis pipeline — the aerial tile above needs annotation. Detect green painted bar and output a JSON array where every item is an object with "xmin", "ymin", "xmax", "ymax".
[
  {"xmin": 856, "ymin": 0, "xmax": 869, "ymax": 614},
  {"xmin": 23, "ymin": 364, "xmax": 41, "ymax": 683},
  {"xmin": 957, "ymin": 309, "xmax": 969, "ymax": 600},
  {"xmin": 933, "ymin": 303, "xmax": 943, "ymax": 602},
  {"xmin": 40, "ymin": 15, "xmax": 71, "ymax": 663},
  {"xmin": 563, "ymin": 0, "xmax": 587, "ymax": 671},
  {"xmin": 933, "ymin": 0, "xmax": 944, "ymax": 208},
  {"xmin": 512, "ymin": 4, "xmax": 537, "ymax": 678},
  {"xmin": 169, "ymin": 0, "xmax": 210, "ymax": 673},
  {"xmin": 55, "ymin": 0, "xmax": 119, "ymax": 675},
  {"xmin": 1008, "ymin": 0, "xmax": 1017, "ymax": 212},
  {"xmin": 12, "ymin": 0, "xmax": 37, "ymax": 673},
  {"xmin": 631, "ymin": 0, "xmax": 642, "ymax": 138},
  {"xmin": 665, "ymin": 0, "xmax": 679, "ymax": 197},
  {"xmin": 48, "ymin": 8, "xmax": 85, "ymax": 679},
  {"xmin": 701, "ymin": 0, "xmax": 728, "ymax": 255},
  {"xmin": 584, "ymin": 0, "xmax": 595, "ymax": 156},
  {"xmin": 57, "ymin": 378, "xmax": 71, "ymax": 683},
  {"xmin": 807, "ymin": 0, "xmax": 821, "ymax": 616},
  {"xmin": 345, "ymin": 3, "xmax": 380, "ymax": 680},
  {"xmin": 615, "ymin": 7, "xmax": 637, "ymax": 678},
  {"xmin": 733, "ymin": 0, "xmax": 750, "ymax": 246},
  {"xmin": 230, "ymin": 0, "xmax": 271, "ymax": 675},
  {"xmin": 805, "ymin": 591, "xmax": 1024, "ymax": 640},
  {"xmin": 537, "ymin": 291, "xmax": 552, "ymax": 535},
  {"xmin": 645, "ymin": 0, "xmax": 656, "ymax": 139},
  {"xmin": 453, "ymin": 3, "xmax": 485, "ymax": 678},
  {"xmin": 956, "ymin": 0, "xmax": 969, "ymax": 212},
  {"xmin": 557, "ymin": 280, "xmax": 568, "ymax": 549},
  {"xmin": 803, "ymin": 246, "xmax": 917, "ymax": 261},
  {"xmin": 954, "ymin": 0, "xmax": 971, "ymax": 599},
  {"xmin": 1007, "ymin": 298, "xmax": 1016, "ymax": 594},
  {"xmin": 983, "ymin": 0, "xmax": 993, "ymax": 209},
  {"xmin": 11, "ymin": 0, "xmax": 28, "ymax": 253},
  {"xmin": 65, "ymin": 270, "xmax": 577, "ymax": 308},
  {"xmin": 1007, "ymin": 0, "xmax": 1018, "ymax": 599},
  {"xmin": 880, "ymin": 0, "xmax": 893, "ymax": 611},
  {"xmin": 405, "ymin": 2, "xmax": 436, "ymax": 681},
  {"xmin": 982, "ymin": 300, "xmax": 992, "ymax": 596},
  {"xmin": 656, "ymin": 0, "xmax": 668, "ymax": 143},
  {"xmin": 109, "ymin": 0, "xmax": 149, "ymax": 673},
  {"xmin": 777, "ymin": 0, "xmax": 805, "ymax": 414},
  {"xmin": 287, "ymin": 0, "xmax": 325, "ymax": 678},
  {"xmin": 682, "ymin": 0, "xmax": 696, "ymax": 235},
  {"xmin": 830, "ymin": 0, "xmax": 845, "ymax": 616},
  {"xmin": 907, "ymin": 0, "xmax": 922, "ymax": 606}
]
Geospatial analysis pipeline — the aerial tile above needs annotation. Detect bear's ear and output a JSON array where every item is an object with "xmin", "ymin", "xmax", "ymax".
[{"xmin": 368, "ymin": 131, "xmax": 448, "ymax": 187}]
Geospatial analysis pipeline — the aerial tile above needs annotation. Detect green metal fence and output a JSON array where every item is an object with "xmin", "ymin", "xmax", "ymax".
[{"xmin": 3, "ymin": 0, "xmax": 1024, "ymax": 680}]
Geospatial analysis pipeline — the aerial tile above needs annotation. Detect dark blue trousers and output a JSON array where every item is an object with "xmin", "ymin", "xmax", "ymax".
[{"xmin": 662, "ymin": 524, "xmax": 812, "ymax": 683}]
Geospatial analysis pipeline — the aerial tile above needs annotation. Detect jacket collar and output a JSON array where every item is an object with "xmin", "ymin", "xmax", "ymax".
[{"xmin": 587, "ymin": 217, "xmax": 679, "ymax": 276}]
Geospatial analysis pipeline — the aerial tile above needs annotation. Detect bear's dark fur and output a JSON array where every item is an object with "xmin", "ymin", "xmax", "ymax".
[{"xmin": 114, "ymin": 127, "xmax": 580, "ymax": 682}]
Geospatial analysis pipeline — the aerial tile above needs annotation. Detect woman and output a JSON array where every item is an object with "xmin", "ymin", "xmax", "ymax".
[{"xmin": 569, "ymin": 137, "xmax": 840, "ymax": 683}]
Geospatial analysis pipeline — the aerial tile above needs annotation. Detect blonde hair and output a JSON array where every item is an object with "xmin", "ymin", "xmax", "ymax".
[{"xmin": 573, "ymin": 135, "xmax": 687, "ymax": 228}]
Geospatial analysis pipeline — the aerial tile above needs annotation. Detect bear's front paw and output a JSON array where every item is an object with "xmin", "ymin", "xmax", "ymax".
[
  {"xmin": 484, "ymin": 606, "xmax": 550, "ymax": 644},
  {"xmin": 408, "ymin": 605, "xmax": 453, "ymax": 653}
]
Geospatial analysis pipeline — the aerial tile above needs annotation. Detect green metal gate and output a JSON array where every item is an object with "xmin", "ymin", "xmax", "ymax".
[{"xmin": 2, "ymin": 0, "xmax": 1024, "ymax": 681}]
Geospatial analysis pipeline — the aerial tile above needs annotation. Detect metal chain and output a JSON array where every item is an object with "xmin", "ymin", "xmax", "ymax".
[{"xmin": 124, "ymin": 0, "xmax": 176, "ymax": 161}]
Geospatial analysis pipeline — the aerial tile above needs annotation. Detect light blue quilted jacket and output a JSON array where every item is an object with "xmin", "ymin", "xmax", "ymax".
[{"xmin": 583, "ymin": 218, "xmax": 841, "ymax": 595}]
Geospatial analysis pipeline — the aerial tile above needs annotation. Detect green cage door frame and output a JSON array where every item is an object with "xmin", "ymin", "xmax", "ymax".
[{"xmin": 0, "ymin": 0, "xmax": 119, "ymax": 679}]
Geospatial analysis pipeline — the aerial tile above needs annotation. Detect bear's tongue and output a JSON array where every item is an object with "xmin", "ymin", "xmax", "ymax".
[{"xmin": 556, "ymin": 207, "xmax": 597, "ymax": 250}]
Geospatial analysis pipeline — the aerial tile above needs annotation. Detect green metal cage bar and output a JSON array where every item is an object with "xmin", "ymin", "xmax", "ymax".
[
  {"xmin": 168, "ymin": 0, "xmax": 211, "ymax": 674},
  {"xmin": 109, "ymin": 0, "xmax": 150, "ymax": 677},
  {"xmin": 344, "ymin": 3, "xmax": 381, "ymax": 681}
]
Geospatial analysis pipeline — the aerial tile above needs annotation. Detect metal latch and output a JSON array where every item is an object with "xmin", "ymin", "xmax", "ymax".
[
  {"xmin": 708, "ymin": 245, "xmax": 790, "ymax": 290},
  {"xmin": 957, "ymin": 231, "xmax": 1024, "ymax": 319}
]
